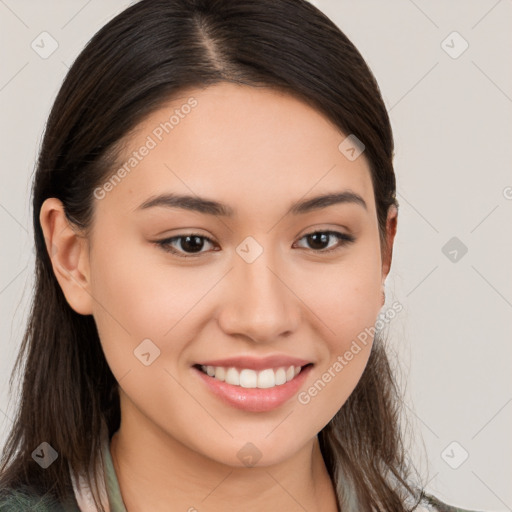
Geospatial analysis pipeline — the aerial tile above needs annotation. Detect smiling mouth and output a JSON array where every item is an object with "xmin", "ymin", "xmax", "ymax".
[{"xmin": 194, "ymin": 364, "xmax": 313, "ymax": 389}]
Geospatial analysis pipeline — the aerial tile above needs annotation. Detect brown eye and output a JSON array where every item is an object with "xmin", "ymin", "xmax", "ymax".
[
  {"xmin": 156, "ymin": 233, "xmax": 216, "ymax": 258},
  {"xmin": 294, "ymin": 230, "xmax": 355, "ymax": 253},
  {"xmin": 155, "ymin": 230, "xmax": 355, "ymax": 259}
]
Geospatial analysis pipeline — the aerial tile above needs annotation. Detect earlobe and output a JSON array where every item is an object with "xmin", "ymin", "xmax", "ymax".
[
  {"xmin": 39, "ymin": 198, "xmax": 93, "ymax": 315},
  {"xmin": 381, "ymin": 205, "xmax": 398, "ymax": 285}
]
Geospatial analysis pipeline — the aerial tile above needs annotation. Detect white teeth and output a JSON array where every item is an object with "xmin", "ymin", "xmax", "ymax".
[
  {"xmin": 240, "ymin": 369, "xmax": 258, "ymax": 388},
  {"xmin": 225, "ymin": 367, "xmax": 240, "ymax": 386},
  {"xmin": 215, "ymin": 366, "xmax": 226, "ymax": 382},
  {"xmin": 257, "ymin": 368, "xmax": 275, "ymax": 388},
  {"xmin": 275, "ymin": 367, "xmax": 287, "ymax": 385},
  {"xmin": 199, "ymin": 365, "xmax": 304, "ymax": 389}
]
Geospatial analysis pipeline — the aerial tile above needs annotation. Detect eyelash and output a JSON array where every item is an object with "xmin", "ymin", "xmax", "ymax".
[{"xmin": 154, "ymin": 230, "xmax": 355, "ymax": 259}]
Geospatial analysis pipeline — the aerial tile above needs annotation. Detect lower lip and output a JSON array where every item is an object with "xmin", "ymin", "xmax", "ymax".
[{"xmin": 194, "ymin": 365, "xmax": 313, "ymax": 413}]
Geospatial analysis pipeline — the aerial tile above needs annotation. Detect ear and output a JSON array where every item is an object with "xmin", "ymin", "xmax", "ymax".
[
  {"xmin": 381, "ymin": 204, "xmax": 398, "ymax": 287},
  {"xmin": 39, "ymin": 198, "xmax": 93, "ymax": 315}
]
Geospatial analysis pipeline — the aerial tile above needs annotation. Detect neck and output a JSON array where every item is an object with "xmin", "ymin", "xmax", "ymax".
[{"xmin": 110, "ymin": 397, "xmax": 338, "ymax": 512}]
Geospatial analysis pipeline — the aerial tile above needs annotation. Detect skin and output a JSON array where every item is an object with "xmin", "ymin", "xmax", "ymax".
[{"xmin": 40, "ymin": 82, "xmax": 397, "ymax": 512}]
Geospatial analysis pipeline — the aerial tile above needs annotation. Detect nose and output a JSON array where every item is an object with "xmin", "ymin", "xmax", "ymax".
[{"xmin": 216, "ymin": 250, "xmax": 301, "ymax": 344}]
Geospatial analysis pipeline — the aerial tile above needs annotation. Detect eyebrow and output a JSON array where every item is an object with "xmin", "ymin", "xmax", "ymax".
[{"xmin": 136, "ymin": 190, "xmax": 367, "ymax": 217}]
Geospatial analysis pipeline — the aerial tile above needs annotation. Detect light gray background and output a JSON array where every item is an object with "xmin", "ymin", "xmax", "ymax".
[{"xmin": 1, "ymin": 1, "xmax": 511, "ymax": 510}]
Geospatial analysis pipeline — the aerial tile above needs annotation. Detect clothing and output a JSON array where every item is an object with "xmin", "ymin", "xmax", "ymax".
[
  {"xmin": 69, "ymin": 425, "xmax": 126, "ymax": 512},
  {"xmin": 0, "ymin": 427, "xmax": 483, "ymax": 511}
]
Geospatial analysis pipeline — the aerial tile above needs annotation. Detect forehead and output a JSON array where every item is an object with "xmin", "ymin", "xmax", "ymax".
[{"xmin": 97, "ymin": 82, "xmax": 375, "ymax": 220}]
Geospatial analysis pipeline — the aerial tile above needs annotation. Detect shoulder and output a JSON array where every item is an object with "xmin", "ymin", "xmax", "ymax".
[
  {"xmin": 420, "ymin": 491, "xmax": 486, "ymax": 512},
  {"xmin": 0, "ymin": 485, "xmax": 78, "ymax": 511}
]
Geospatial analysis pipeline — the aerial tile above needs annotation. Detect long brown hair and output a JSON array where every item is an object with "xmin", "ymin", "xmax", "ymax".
[{"xmin": 0, "ymin": 0, "xmax": 426, "ymax": 509}]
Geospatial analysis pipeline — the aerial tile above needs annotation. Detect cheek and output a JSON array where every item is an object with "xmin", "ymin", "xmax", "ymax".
[
  {"xmin": 88, "ymin": 239, "xmax": 170, "ymax": 368},
  {"xmin": 292, "ymin": 246, "xmax": 382, "ymax": 421},
  {"xmin": 88, "ymin": 238, "xmax": 223, "ymax": 374},
  {"xmin": 90, "ymin": 226, "xmax": 186, "ymax": 327},
  {"xmin": 299, "ymin": 245, "xmax": 383, "ymax": 345}
]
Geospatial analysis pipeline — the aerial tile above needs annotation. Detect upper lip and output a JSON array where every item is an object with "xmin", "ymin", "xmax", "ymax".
[{"xmin": 195, "ymin": 355, "xmax": 312, "ymax": 371}]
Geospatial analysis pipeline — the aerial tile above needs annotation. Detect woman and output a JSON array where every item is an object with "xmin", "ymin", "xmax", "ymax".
[{"xmin": 0, "ymin": 0, "xmax": 483, "ymax": 510}]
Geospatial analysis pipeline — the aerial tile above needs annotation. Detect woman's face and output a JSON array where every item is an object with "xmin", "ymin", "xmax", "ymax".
[{"xmin": 60, "ymin": 82, "xmax": 395, "ymax": 467}]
